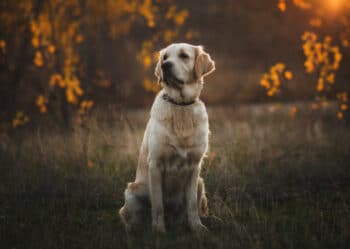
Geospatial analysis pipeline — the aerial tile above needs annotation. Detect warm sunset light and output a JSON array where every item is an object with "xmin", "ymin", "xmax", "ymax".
[
  {"xmin": 2, "ymin": 1, "xmax": 350, "ymax": 247},
  {"xmin": 326, "ymin": 0, "xmax": 344, "ymax": 12}
]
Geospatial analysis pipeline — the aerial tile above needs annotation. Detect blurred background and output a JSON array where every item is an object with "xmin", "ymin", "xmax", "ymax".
[
  {"xmin": 2, "ymin": 2, "xmax": 350, "ymax": 248},
  {"xmin": 1, "ymin": 0, "xmax": 349, "ymax": 128}
]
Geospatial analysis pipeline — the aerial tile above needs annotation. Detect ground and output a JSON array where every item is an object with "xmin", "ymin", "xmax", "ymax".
[{"xmin": 1, "ymin": 103, "xmax": 350, "ymax": 249}]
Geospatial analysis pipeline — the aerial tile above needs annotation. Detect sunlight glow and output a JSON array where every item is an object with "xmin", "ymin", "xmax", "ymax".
[{"xmin": 326, "ymin": 0, "xmax": 344, "ymax": 12}]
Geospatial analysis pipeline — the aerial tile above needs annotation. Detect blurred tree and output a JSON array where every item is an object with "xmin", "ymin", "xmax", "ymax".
[
  {"xmin": 261, "ymin": 0, "xmax": 350, "ymax": 120},
  {"xmin": 0, "ymin": 0, "xmax": 191, "ymax": 129}
]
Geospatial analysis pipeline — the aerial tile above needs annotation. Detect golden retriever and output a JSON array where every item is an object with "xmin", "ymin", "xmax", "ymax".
[{"xmin": 119, "ymin": 43, "xmax": 215, "ymax": 233}]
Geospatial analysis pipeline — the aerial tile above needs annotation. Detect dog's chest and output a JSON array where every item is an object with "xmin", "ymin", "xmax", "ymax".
[
  {"xmin": 170, "ymin": 108, "xmax": 196, "ymax": 138},
  {"xmin": 161, "ymin": 148, "xmax": 200, "ymax": 195}
]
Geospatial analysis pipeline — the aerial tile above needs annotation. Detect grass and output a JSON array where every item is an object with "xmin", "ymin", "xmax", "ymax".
[{"xmin": 1, "ymin": 103, "xmax": 350, "ymax": 249}]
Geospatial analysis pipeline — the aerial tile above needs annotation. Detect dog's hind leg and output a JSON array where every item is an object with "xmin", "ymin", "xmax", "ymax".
[{"xmin": 119, "ymin": 182, "xmax": 150, "ymax": 232}]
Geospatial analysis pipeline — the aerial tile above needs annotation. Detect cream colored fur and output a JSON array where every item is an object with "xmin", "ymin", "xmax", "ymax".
[{"xmin": 119, "ymin": 43, "xmax": 215, "ymax": 233}]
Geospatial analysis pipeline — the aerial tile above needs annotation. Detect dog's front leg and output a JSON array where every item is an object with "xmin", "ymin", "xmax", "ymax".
[
  {"xmin": 186, "ymin": 165, "xmax": 208, "ymax": 233},
  {"xmin": 149, "ymin": 162, "xmax": 166, "ymax": 233}
]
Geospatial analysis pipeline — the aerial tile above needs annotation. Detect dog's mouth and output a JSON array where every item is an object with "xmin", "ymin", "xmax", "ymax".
[{"xmin": 163, "ymin": 72, "xmax": 184, "ymax": 87}]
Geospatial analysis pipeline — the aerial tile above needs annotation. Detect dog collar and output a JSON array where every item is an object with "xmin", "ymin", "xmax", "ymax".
[{"xmin": 162, "ymin": 93, "xmax": 196, "ymax": 106}]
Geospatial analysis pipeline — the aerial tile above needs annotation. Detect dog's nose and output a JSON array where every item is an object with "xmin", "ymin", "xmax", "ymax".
[{"xmin": 161, "ymin": 61, "xmax": 173, "ymax": 72}]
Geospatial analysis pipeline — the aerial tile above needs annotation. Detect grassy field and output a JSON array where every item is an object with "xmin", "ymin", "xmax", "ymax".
[{"xmin": 1, "ymin": 103, "xmax": 350, "ymax": 249}]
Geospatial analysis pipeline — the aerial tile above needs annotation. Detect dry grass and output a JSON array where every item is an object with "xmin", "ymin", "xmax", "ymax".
[{"xmin": 1, "ymin": 103, "xmax": 350, "ymax": 249}]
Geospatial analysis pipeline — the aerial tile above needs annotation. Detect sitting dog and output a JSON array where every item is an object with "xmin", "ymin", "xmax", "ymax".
[{"xmin": 119, "ymin": 43, "xmax": 215, "ymax": 233}]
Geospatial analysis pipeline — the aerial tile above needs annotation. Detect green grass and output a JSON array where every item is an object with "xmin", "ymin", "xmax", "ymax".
[{"xmin": 1, "ymin": 104, "xmax": 350, "ymax": 249}]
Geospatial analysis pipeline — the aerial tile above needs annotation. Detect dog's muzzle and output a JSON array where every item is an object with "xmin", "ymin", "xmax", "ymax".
[{"xmin": 161, "ymin": 62, "xmax": 184, "ymax": 86}]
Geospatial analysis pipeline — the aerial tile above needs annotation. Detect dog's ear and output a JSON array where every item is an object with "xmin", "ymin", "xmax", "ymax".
[
  {"xmin": 154, "ymin": 51, "xmax": 163, "ymax": 84},
  {"xmin": 195, "ymin": 46, "xmax": 215, "ymax": 79}
]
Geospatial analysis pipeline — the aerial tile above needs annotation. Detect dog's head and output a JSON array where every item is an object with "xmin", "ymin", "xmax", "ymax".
[{"xmin": 155, "ymin": 43, "xmax": 215, "ymax": 89}]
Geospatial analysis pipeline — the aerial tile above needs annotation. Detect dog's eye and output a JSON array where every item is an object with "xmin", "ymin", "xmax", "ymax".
[
  {"xmin": 163, "ymin": 54, "xmax": 168, "ymax": 60},
  {"xmin": 179, "ymin": 52, "xmax": 189, "ymax": 59}
]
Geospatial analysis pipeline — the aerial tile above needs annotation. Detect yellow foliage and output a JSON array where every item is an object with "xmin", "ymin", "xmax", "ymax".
[
  {"xmin": 284, "ymin": 71, "xmax": 293, "ymax": 80},
  {"xmin": 340, "ymin": 104, "xmax": 348, "ymax": 111},
  {"xmin": 260, "ymin": 63, "xmax": 293, "ymax": 97},
  {"xmin": 185, "ymin": 31, "xmax": 194, "ymax": 40},
  {"xmin": 337, "ymin": 111, "xmax": 343, "ymax": 120},
  {"xmin": 64, "ymin": 76, "xmax": 83, "ymax": 104},
  {"xmin": 166, "ymin": 5, "xmax": 177, "ymax": 19},
  {"xmin": 278, "ymin": 0, "xmax": 286, "ymax": 12},
  {"xmin": 341, "ymin": 38, "xmax": 349, "ymax": 47},
  {"xmin": 139, "ymin": 0, "xmax": 156, "ymax": 28},
  {"xmin": 309, "ymin": 18, "xmax": 322, "ymax": 28},
  {"xmin": 143, "ymin": 78, "xmax": 161, "ymax": 93},
  {"xmin": 260, "ymin": 77, "xmax": 270, "ymax": 89},
  {"xmin": 35, "ymin": 95, "xmax": 48, "ymax": 113},
  {"xmin": 311, "ymin": 103, "xmax": 319, "ymax": 110},
  {"xmin": 321, "ymin": 100, "xmax": 328, "ymax": 108},
  {"xmin": 0, "ymin": 39, "xmax": 6, "ymax": 49},
  {"xmin": 79, "ymin": 100, "xmax": 94, "ymax": 114},
  {"xmin": 292, "ymin": 0, "xmax": 312, "ymax": 10},
  {"xmin": 174, "ymin": 10, "xmax": 188, "ymax": 26},
  {"xmin": 301, "ymin": 31, "xmax": 343, "ymax": 103},
  {"xmin": 75, "ymin": 34, "xmax": 84, "ymax": 44},
  {"xmin": 143, "ymin": 55, "xmax": 152, "ymax": 69},
  {"xmin": 31, "ymin": 37, "xmax": 40, "ymax": 48},
  {"xmin": 326, "ymin": 73, "xmax": 335, "ymax": 84},
  {"xmin": 274, "ymin": 0, "xmax": 350, "ymax": 120},
  {"xmin": 0, "ymin": 39, "xmax": 6, "ymax": 53},
  {"xmin": 34, "ymin": 51, "xmax": 44, "ymax": 67},
  {"xmin": 316, "ymin": 78, "xmax": 324, "ymax": 92},
  {"xmin": 49, "ymin": 73, "xmax": 65, "ymax": 87},
  {"xmin": 164, "ymin": 30, "xmax": 178, "ymax": 43},
  {"xmin": 66, "ymin": 88, "xmax": 77, "ymax": 104},
  {"xmin": 12, "ymin": 111, "xmax": 29, "ymax": 128},
  {"xmin": 48, "ymin": 44, "xmax": 56, "ymax": 54}
]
